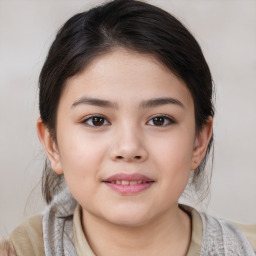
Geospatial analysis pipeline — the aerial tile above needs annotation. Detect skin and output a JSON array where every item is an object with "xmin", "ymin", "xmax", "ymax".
[{"xmin": 37, "ymin": 48, "xmax": 212, "ymax": 256}]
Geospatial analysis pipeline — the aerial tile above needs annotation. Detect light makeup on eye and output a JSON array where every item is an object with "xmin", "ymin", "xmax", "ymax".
[
  {"xmin": 146, "ymin": 115, "xmax": 176, "ymax": 127},
  {"xmin": 81, "ymin": 115, "xmax": 110, "ymax": 127}
]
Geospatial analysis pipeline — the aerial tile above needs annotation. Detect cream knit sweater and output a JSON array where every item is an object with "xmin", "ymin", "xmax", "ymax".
[{"xmin": 1, "ymin": 188, "xmax": 255, "ymax": 255}]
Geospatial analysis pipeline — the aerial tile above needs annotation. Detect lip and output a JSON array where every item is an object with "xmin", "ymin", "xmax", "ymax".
[
  {"xmin": 104, "ymin": 173, "xmax": 154, "ymax": 182},
  {"xmin": 103, "ymin": 173, "xmax": 155, "ymax": 195}
]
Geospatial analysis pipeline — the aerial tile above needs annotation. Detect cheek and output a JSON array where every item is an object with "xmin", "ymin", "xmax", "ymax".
[
  {"xmin": 59, "ymin": 137, "xmax": 106, "ymax": 209},
  {"xmin": 59, "ymin": 127, "xmax": 107, "ymax": 163},
  {"xmin": 151, "ymin": 131, "xmax": 195, "ymax": 170},
  {"xmin": 150, "ymin": 131, "xmax": 194, "ymax": 194},
  {"xmin": 57, "ymin": 130, "xmax": 109, "ymax": 187}
]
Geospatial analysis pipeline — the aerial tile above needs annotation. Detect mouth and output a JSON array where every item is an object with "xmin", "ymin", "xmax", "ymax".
[
  {"xmin": 104, "ymin": 180, "xmax": 153, "ymax": 185},
  {"xmin": 102, "ymin": 173, "xmax": 155, "ymax": 194}
]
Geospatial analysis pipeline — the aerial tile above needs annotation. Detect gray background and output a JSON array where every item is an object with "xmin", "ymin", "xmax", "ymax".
[{"xmin": 0, "ymin": 0, "xmax": 256, "ymax": 237}]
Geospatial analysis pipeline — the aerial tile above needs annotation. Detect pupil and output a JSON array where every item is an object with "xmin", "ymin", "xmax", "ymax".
[
  {"xmin": 93, "ymin": 117, "xmax": 104, "ymax": 126},
  {"xmin": 153, "ymin": 117, "xmax": 164, "ymax": 126}
]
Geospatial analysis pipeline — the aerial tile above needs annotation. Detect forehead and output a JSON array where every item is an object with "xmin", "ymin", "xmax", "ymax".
[{"xmin": 61, "ymin": 48, "xmax": 193, "ymax": 108}]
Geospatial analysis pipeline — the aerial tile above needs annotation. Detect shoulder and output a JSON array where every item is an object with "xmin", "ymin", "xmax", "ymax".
[
  {"xmin": 200, "ymin": 212, "xmax": 256, "ymax": 255},
  {"xmin": 232, "ymin": 222, "xmax": 256, "ymax": 252},
  {"xmin": 1, "ymin": 214, "xmax": 44, "ymax": 256}
]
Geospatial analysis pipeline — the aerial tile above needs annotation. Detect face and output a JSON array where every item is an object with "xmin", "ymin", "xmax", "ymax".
[{"xmin": 39, "ymin": 48, "xmax": 211, "ymax": 227}]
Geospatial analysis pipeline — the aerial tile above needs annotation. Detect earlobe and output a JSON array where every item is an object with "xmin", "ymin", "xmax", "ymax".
[
  {"xmin": 36, "ymin": 118, "xmax": 63, "ymax": 174},
  {"xmin": 191, "ymin": 117, "xmax": 213, "ymax": 170}
]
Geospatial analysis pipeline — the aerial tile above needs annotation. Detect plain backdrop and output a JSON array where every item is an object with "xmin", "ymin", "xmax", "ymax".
[{"xmin": 0, "ymin": 0, "xmax": 256, "ymax": 237}]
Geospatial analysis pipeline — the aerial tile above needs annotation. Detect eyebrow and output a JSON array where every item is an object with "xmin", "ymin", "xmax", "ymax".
[
  {"xmin": 71, "ymin": 97, "xmax": 184, "ymax": 109},
  {"xmin": 140, "ymin": 97, "xmax": 184, "ymax": 108},
  {"xmin": 72, "ymin": 97, "xmax": 117, "ymax": 108}
]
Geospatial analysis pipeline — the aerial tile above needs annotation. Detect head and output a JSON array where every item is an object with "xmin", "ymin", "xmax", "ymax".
[{"xmin": 37, "ymin": 0, "xmax": 214, "ymax": 205}]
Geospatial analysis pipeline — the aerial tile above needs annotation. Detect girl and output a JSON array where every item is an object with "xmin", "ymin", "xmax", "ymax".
[{"xmin": 1, "ymin": 0, "xmax": 255, "ymax": 255}]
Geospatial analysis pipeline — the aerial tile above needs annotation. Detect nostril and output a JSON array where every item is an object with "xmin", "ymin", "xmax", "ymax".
[{"xmin": 115, "ymin": 155, "xmax": 142, "ymax": 160}]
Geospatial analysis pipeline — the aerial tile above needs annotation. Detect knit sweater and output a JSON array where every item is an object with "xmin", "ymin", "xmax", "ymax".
[{"xmin": 1, "ymin": 188, "xmax": 255, "ymax": 255}]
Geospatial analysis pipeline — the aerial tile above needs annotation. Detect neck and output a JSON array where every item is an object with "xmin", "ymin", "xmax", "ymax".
[{"xmin": 81, "ymin": 205, "xmax": 191, "ymax": 256}]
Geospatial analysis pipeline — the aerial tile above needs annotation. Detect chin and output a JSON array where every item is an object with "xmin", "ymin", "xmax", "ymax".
[{"xmin": 102, "ymin": 209, "xmax": 152, "ymax": 227}]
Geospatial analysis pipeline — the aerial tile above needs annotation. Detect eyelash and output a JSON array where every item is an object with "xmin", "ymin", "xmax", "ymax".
[
  {"xmin": 81, "ymin": 115, "xmax": 110, "ymax": 127},
  {"xmin": 147, "ymin": 114, "xmax": 175, "ymax": 126},
  {"xmin": 81, "ymin": 114, "xmax": 175, "ymax": 127}
]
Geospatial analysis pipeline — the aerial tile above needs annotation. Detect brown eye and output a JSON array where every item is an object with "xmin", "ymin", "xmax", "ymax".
[
  {"xmin": 147, "ymin": 115, "xmax": 175, "ymax": 126},
  {"xmin": 152, "ymin": 117, "xmax": 165, "ymax": 126},
  {"xmin": 92, "ymin": 117, "xmax": 104, "ymax": 126},
  {"xmin": 82, "ymin": 115, "xmax": 109, "ymax": 127}
]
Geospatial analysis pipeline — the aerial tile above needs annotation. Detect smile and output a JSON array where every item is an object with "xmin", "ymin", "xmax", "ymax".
[
  {"xmin": 103, "ymin": 173, "xmax": 155, "ymax": 194},
  {"xmin": 106, "ymin": 180, "xmax": 152, "ymax": 185}
]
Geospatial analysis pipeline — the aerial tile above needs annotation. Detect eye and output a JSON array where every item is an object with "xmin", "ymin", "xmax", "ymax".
[
  {"xmin": 82, "ymin": 115, "xmax": 110, "ymax": 127},
  {"xmin": 147, "ymin": 115, "xmax": 175, "ymax": 126}
]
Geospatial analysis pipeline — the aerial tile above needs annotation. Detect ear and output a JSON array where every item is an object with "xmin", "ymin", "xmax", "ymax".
[
  {"xmin": 36, "ymin": 118, "xmax": 63, "ymax": 174},
  {"xmin": 191, "ymin": 117, "xmax": 213, "ymax": 170}
]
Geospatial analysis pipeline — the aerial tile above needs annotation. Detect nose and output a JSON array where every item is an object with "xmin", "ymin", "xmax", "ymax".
[{"xmin": 109, "ymin": 126, "xmax": 148, "ymax": 162}]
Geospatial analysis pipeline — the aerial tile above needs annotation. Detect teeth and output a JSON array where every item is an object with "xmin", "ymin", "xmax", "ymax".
[{"xmin": 109, "ymin": 180, "xmax": 148, "ymax": 185}]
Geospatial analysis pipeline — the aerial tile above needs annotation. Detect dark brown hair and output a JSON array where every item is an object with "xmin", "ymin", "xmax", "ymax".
[{"xmin": 39, "ymin": 0, "xmax": 214, "ymax": 203}]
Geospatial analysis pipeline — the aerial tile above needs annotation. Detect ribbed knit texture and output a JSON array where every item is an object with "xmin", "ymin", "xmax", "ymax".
[
  {"xmin": 43, "ymin": 188, "xmax": 77, "ymax": 256},
  {"xmin": 199, "ymin": 212, "xmax": 255, "ymax": 255},
  {"xmin": 43, "ymin": 188, "xmax": 255, "ymax": 256}
]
